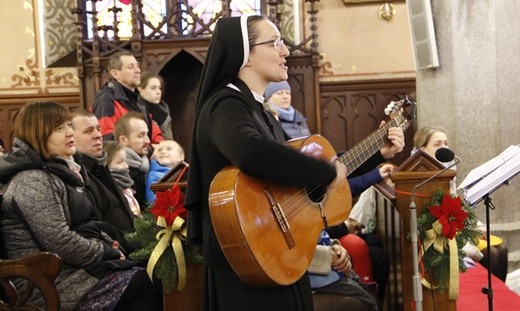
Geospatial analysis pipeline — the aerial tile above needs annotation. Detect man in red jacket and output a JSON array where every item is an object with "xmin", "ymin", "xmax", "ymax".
[{"xmin": 92, "ymin": 50, "xmax": 163, "ymax": 144}]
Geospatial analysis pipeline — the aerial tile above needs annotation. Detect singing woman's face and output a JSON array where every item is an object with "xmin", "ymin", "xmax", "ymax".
[
  {"xmin": 47, "ymin": 120, "xmax": 76, "ymax": 159},
  {"xmin": 247, "ymin": 20, "xmax": 290, "ymax": 84},
  {"xmin": 422, "ymin": 131, "xmax": 449, "ymax": 158}
]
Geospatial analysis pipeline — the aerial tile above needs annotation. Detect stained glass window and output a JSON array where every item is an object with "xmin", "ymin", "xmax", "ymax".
[{"xmin": 85, "ymin": 0, "xmax": 262, "ymax": 39}]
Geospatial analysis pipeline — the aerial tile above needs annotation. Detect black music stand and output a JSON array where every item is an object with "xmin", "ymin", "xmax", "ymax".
[{"xmin": 458, "ymin": 145, "xmax": 520, "ymax": 311}]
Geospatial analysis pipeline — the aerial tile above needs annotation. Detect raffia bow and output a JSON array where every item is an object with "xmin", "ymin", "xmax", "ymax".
[
  {"xmin": 421, "ymin": 220, "xmax": 459, "ymax": 300},
  {"xmin": 147, "ymin": 215, "xmax": 188, "ymax": 291}
]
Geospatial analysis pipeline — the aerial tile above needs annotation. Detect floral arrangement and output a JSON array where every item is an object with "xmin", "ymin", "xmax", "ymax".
[
  {"xmin": 417, "ymin": 189, "xmax": 481, "ymax": 299},
  {"xmin": 125, "ymin": 185, "xmax": 203, "ymax": 293}
]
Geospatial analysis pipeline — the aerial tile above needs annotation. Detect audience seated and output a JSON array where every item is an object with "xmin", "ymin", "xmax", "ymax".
[
  {"xmin": 114, "ymin": 112, "xmax": 152, "ymax": 209},
  {"xmin": 71, "ymin": 109, "xmax": 137, "ymax": 234},
  {"xmin": 138, "ymin": 72, "xmax": 173, "ymax": 139},
  {"xmin": 104, "ymin": 140, "xmax": 142, "ymax": 218},
  {"xmin": 264, "ymin": 81, "xmax": 311, "ymax": 138},
  {"xmin": 92, "ymin": 50, "xmax": 164, "ymax": 144},
  {"xmin": 310, "ymin": 230, "xmax": 379, "ymax": 311},
  {"xmin": 328, "ymin": 173, "xmax": 392, "ymax": 302},
  {"xmin": 0, "ymin": 101, "xmax": 162, "ymax": 311},
  {"xmin": 265, "ymin": 80, "xmax": 405, "ymax": 308}
]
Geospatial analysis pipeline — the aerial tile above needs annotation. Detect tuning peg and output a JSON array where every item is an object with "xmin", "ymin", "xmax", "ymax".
[{"xmin": 384, "ymin": 101, "xmax": 396, "ymax": 115}]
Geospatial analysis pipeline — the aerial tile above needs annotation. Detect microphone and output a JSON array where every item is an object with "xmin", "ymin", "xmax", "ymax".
[
  {"xmin": 435, "ymin": 147, "xmax": 455, "ymax": 163},
  {"xmin": 411, "ymin": 148, "xmax": 460, "ymax": 201},
  {"xmin": 409, "ymin": 147, "xmax": 460, "ymax": 311}
]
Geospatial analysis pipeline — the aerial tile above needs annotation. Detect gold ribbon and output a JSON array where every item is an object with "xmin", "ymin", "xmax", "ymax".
[
  {"xmin": 147, "ymin": 216, "xmax": 188, "ymax": 291},
  {"xmin": 421, "ymin": 220, "xmax": 459, "ymax": 300},
  {"xmin": 423, "ymin": 220, "xmax": 448, "ymax": 254}
]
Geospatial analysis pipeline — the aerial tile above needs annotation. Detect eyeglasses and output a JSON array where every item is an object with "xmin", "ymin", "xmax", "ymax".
[{"xmin": 251, "ymin": 37, "xmax": 285, "ymax": 50}]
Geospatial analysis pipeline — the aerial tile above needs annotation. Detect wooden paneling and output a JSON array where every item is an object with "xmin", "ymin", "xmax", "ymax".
[
  {"xmin": 0, "ymin": 94, "xmax": 81, "ymax": 152},
  {"xmin": 320, "ymin": 78, "xmax": 416, "ymax": 166}
]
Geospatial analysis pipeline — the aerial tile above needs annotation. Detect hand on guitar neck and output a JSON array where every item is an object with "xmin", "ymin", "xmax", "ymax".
[{"xmin": 379, "ymin": 120, "xmax": 406, "ymax": 159}]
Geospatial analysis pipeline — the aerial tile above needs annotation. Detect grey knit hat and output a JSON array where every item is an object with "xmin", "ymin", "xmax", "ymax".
[{"xmin": 264, "ymin": 81, "xmax": 291, "ymax": 99}]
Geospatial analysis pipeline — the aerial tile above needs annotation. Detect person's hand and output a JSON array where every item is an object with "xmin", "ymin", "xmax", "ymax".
[
  {"xmin": 113, "ymin": 241, "xmax": 126, "ymax": 260},
  {"xmin": 346, "ymin": 217, "xmax": 365, "ymax": 235},
  {"xmin": 331, "ymin": 244, "xmax": 352, "ymax": 275},
  {"xmin": 379, "ymin": 121, "xmax": 405, "ymax": 159},
  {"xmin": 329, "ymin": 161, "xmax": 347, "ymax": 190},
  {"xmin": 378, "ymin": 163, "xmax": 395, "ymax": 179}
]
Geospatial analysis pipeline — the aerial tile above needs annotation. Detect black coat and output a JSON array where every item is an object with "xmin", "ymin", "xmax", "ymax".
[
  {"xmin": 78, "ymin": 153, "xmax": 136, "ymax": 233},
  {"xmin": 184, "ymin": 16, "xmax": 325, "ymax": 311},
  {"xmin": 129, "ymin": 166, "xmax": 147, "ymax": 210},
  {"xmin": 187, "ymin": 80, "xmax": 336, "ymax": 267}
]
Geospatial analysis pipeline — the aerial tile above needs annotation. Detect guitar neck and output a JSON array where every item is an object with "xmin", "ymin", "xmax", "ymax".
[{"xmin": 337, "ymin": 119, "xmax": 399, "ymax": 174}]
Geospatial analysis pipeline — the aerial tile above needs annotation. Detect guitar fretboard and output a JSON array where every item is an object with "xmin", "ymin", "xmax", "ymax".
[{"xmin": 336, "ymin": 118, "xmax": 400, "ymax": 175}]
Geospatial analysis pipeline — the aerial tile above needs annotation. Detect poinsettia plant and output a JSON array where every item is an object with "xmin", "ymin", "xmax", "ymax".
[
  {"xmin": 417, "ymin": 189, "xmax": 480, "ymax": 298},
  {"xmin": 150, "ymin": 186, "xmax": 188, "ymax": 226},
  {"xmin": 125, "ymin": 185, "xmax": 203, "ymax": 293},
  {"xmin": 428, "ymin": 194, "xmax": 468, "ymax": 240}
]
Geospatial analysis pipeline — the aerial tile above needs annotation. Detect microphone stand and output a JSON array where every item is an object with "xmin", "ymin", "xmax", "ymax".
[
  {"xmin": 409, "ymin": 155, "xmax": 460, "ymax": 311},
  {"xmin": 409, "ymin": 198, "xmax": 423, "ymax": 311}
]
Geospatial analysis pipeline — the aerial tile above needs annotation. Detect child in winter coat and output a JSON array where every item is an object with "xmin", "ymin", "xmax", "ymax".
[
  {"xmin": 104, "ymin": 141, "xmax": 142, "ymax": 217},
  {"xmin": 145, "ymin": 139, "xmax": 185, "ymax": 203}
]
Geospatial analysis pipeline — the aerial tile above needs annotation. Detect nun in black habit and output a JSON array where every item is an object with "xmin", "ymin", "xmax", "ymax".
[{"xmin": 184, "ymin": 15, "xmax": 347, "ymax": 311}]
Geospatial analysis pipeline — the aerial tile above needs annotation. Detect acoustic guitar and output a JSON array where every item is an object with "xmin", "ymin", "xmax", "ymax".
[{"xmin": 209, "ymin": 98, "xmax": 416, "ymax": 287}]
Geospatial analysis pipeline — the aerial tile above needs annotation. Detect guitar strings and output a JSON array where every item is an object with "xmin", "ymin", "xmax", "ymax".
[{"xmin": 273, "ymin": 115, "xmax": 406, "ymax": 222}]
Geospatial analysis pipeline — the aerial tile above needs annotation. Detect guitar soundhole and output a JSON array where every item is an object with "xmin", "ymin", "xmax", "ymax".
[{"xmin": 307, "ymin": 186, "xmax": 326, "ymax": 203}]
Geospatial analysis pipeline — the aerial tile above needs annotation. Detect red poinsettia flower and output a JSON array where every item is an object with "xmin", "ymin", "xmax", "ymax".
[
  {"xmin": 429, "ymin": 194, "xmax": 468, "ymax": 240},
  {"xmin": 150, "ymin": 186, "xmax": 187, "ymax": 226},
  {"xmin": 118, "ymin": 0, "xmax": 131, "ymax": 5}
]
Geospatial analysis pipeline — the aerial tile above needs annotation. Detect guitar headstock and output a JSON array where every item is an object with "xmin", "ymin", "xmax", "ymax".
[{"xmin": 384, "ymin": 96, "xmax": 417, "ymax": 130}]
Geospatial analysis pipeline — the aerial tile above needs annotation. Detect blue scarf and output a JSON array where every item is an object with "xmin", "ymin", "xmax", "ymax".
[{"xmin": 273, "ymin": 105, "xmax": 295, "ymax": 122}]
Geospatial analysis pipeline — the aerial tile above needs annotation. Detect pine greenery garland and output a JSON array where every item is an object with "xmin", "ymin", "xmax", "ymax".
[{"xmin": 125, "ymin": 208, "xmax": 204, "ymax": 293}]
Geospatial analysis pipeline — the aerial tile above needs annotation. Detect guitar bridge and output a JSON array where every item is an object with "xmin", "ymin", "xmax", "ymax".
[{"xmin": 263, "ymin": 188, "xmax": 295, "ymax": 249}]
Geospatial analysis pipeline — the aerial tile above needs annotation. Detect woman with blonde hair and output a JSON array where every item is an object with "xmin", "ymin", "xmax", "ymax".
[{"xmin": 413, "ymin": 125, "xmax": 449, "ymax": 157}]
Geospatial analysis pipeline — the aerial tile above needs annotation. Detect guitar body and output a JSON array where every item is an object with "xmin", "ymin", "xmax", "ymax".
[{"xmin": 209, "ymin": 135, "xmax": 351, "ymax": 287}]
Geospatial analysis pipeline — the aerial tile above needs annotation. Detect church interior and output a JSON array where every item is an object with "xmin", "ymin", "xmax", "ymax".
[{"xmin": 1, "ymin": 1, "xmax": 519, "ymax": 310}]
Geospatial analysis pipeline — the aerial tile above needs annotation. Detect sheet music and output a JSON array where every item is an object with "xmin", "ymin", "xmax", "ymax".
[
  {"xmin": 462, "ymin": 146, "xmax": 520, "ymax": 205},
  {"xmin": 458, "ymin": 145, "xmax": 520, "ymax": 190}
]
